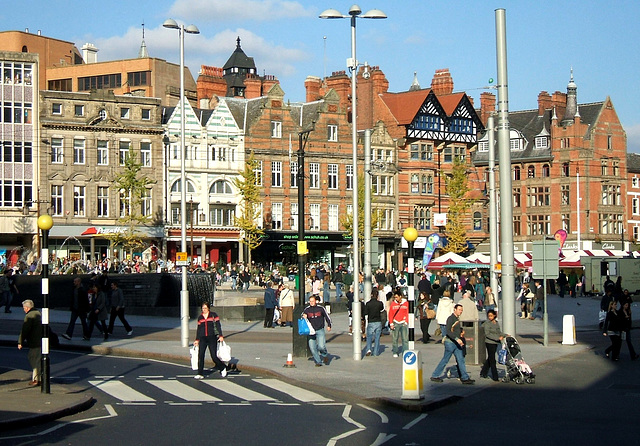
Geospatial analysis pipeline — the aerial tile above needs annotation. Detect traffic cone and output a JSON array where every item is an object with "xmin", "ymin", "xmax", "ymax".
[{"xmin": 283, "ymin": 353, "xmax": 296, "ymax": 368}]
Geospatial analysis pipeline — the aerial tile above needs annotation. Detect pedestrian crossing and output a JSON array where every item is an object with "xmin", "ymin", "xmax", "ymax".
[{"xmin": 88, "ymin": 376, "xmax": 334, "ymax": 406}]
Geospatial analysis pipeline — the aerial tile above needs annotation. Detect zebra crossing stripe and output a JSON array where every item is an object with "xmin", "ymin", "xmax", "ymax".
[
  {"xmin": 201, "ymin": 380, "xmax": 276, "ymax": 402},
  {"xmin": 89, "ymin": 380, "xmax": 155, "ymax": 403},
  {"xmin": 146, "ymin": 380, "xmax": 222, "ymax": 402},
  {"xmin": 253, "ymin": 379, "xmax": 333, "ymax": 403}
]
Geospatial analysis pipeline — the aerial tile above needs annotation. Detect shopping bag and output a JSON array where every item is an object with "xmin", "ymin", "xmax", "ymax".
[
  {"xmin": 217, "ymin": 340, "xmax": 232, "ymax": 362},
  {"xmin": 190, "ymin": 344, "xmax": 199, "ymax": 371},
  {"xmin": 498, "ymin": 345, "xmax": 508, "ymax": 365},
  {"xmin": 298, "ymin": 318, "xmax": 310, "ymax": 335}
]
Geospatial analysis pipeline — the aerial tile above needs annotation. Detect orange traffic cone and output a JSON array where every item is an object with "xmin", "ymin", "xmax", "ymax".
[{"xmin": 283, "ymin": 353, "xmax": 296, "ymax": 368}]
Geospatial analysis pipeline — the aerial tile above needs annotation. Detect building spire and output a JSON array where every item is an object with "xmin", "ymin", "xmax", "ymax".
[
  {"xmin": 562, "ymin": 67, "xmax": 578, "ymax": 124},
  {"xmin": 138, "ymin": 22, "xmax": 148, "ymax": 58},
  {"xmin": 409, "ymin": 71, "xmax": 421, "ymax": 91}
]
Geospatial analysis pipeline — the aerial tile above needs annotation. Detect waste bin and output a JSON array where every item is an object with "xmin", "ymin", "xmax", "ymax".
[{"xmin": 461, "ymin": 321, "xmax": 486, "ymax": 366}]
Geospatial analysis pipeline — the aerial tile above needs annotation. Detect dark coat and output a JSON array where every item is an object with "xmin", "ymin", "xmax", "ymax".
[{"xmin": 19, "ymin": 308, "xmax": 42, "ymax": 348}]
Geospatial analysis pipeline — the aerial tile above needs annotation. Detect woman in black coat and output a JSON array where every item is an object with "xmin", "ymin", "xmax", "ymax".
[
  {"xmin": 602, "ymin": 301, "xmax": 623, "ymax": 361},
  {"xmin": 193, "ymin": 302, "xmax": 228, "ymax": 379}
]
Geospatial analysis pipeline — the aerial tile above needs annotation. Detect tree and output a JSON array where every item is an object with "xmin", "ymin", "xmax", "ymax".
[
  {"xmin": 234, "ymin": 151, "xmax": 264, "ymax": 265},
  {"xmin": 339, "ymin": 173, "xmax": 380, "ymax": 257},
  {"xmin": 104, "ymin": 153, "xmax": 155, "ymax": 257},
  {"xmin": 441, "ymin": 156, "xmax": 474, "ymax": 254}
]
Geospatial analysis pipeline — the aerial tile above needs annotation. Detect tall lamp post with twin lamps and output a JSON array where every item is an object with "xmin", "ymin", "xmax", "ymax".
[
  {"xmin": 163, "ymin": 18, "xmax": 200, "ymax": 348},
  {"xmin": 319, "ymin": 3, "xmax": 386, "ymax": 362}
]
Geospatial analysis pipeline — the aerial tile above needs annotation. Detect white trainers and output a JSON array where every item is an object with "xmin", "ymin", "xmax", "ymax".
[
  {"xmin": 393, "ymin": 354, "xmax": 399, "ymax": 358},
  {"xmin": 221, "ymin": 368, "xmax": 228, "ymax": 378},
  {"xmin": 194, "ymin": 374, "xmax": 204, "ymax": 380},
  {"xmin": 127, "ymin": 330, "xmax": 133, "ymax": 336}
]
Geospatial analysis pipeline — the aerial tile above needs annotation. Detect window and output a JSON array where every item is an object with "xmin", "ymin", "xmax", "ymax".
[
  {"xmin": 328, "ymin": 164, "xmax": 338, "ymax": 189},
  {"xmin": 527, "ymin": 187, "xmax": 550, "ymax": 207},
  {"xmin": 78, "ymin": 74, "xmax": 121, "ymax": 91},
  {"xmin": 74, "ymin": 105, "xmax": 84, "ymax": 117},
  {"xmin": 473, "ymin": 211, "xmax": 482, "ymax": 230},
  {"xmin": 634, "ymin": 177, "xmax": 640, "ymax": 188},
  {"xmin": 634, "ymin": 226, "xmax": 640, "ymax": 242},
  {"xmin": 513, "ymin": 166, "xmax": 521, "ymax": 181},
  {"xmin": 413, "ymin": 205, "xmax": 431, "ymax": 231},
  {"xmin": 73, "ymin": 186, "xmax": 85, "ymax": 217},
  {"xmin": 510, "ymin": 138, "xmax": 522, "ymax": 151},
  {"xmin": 51, "ymin": 185, "xmax": 63, "ymax": 216},
  {"xmin": 51, "ymin": 138, "xmax": 63, "ymax": 163},
  {"xmin": 562, "ymin": 163, "xmax": 570, "ymax": 177},
  {"xmin": 450, "ymin": 117, "xmax": 473, "ymax": 134},
  {"xmin": 271, "ymin": 121, "xmax": 282, "ymax": 138},
  {"xmin": 271, "ymin": 203, "xmax": 282, "ymax": 229},
  {"xmin": 542, "ymin": 164, "xmax": 550, "ymax": 177},
  {"xmin": 120, "ymin": 108, "xmax": 130, "ymax": 119},
  {"xmin": 426, "ymin": 174, "xmax": 434, "ymax": 194},
  {"xmin": 310, "ymin": 204, "xmax": 320, "ymax": 230},
  {"xmin": 346, "ymin": 164, "xmax": 353, "ymax": 190},
  {"xmin": 253, "ymin": 161, "xmax": 262, "ymax": 186},
  {"xmin": 329, "ymin": 204, "xmax": 339, "ymax": 231},
  {"xmin": 601, "ymin": 184, "xmax": 621, "ymax": 205},
  {"xmin": 601, "ymin": 160, "xmax": 608, "ymax": 176},
  {"xmin": 561, "ymin": 185, "xmax": 570, "ymax": 205},
  {"xmin": 97, "ymin": 186, "xmax": 109, "ymax": 217},
  {"xmin": 375, "ymin": 208, "xmax": 393, "ymax": 231},
  {"xmin": 97, "ymin": 140, "xmax": 108, "ymax": 165},
  {"xmin": 210, "ymin": 205, "xmax": 235, "ymax": 226},
  {"xmin": 607, "ymin": 135, "xmax": 612, "ymax": 151},
  {"xmin": 140, "ymin": 141, "xmax": 151, "ymax": 167},
  {"xmin": 411, "ymin": 174, "xmax": 419, "ymax": 193},
  {"xmin": 119, "ymin": 140, "xmax": 130, "ymax": 165},
  {"xmin": 633, "ymin": 198, "xmax": 640, "ymax": 215},
  {"xmin": 478, "ymin": 141, "xmax": 489, "ymax": 152},
  {"xmin": 420, "ymin": 175, "xmax": 427, "ymax": 194},
  {"xmin": 141, "ymin": 189, "xmax": 152, "ymax": 217},
  {"xmin": 527, "ymin": 165, "xmax": 535, "ymax": 178},
  {"xmin": 527, "ymin": 214, "xmax": 550, "ymax": 236},
  {"xmin": 372, "ymin": 176, "xmax": 379, "ymax": 195},
  {"xmin": 119, "ymin": 189, "xmax": 131, "ymax": 218},
  {"xmin": 444, "ymin": 146, "xmax": 466, "ymax": 162},
  {"xmin": 141, "ymin": 109, "xmax": 151, "ymax": 120},
  {"xmin": 127, "ymin": 71, "xmax": 151, "ymax": 87},
  {"xmin": 271, "ymin": 161, "xmax": 282, "ymax": 187},
  {"xmin": 414, "ymin": 114, "xmax": 439, "ymax": 130},
  {"xmin": 210, "ymin": 180, "xmax": 232, "ymax": 194},
  {"xmin": 513, "ymin": 188, "xmax": 521, "ymax": 207},
  {"xmin": 410, "ymin": 144, "xmax": 419, "ymax": 160},
  {"xmin": 47, "ymin": 78, "xmax": 72, "ymax": 91},
  {"xmin": 599, "ymin": 213, "xmax": 623, "ymax": 235},
  {"xmin": 535, "ymin": 136, "xmax": 548, "ymax": 149},
  {"xmin": 328, "ymin": 124, "xmax": 338, "ymax": 142},
  {"xmin": 290, "ymin": 162, "xmax": 298, "ymax": 188},
  {"xmin": 290, "ymin": 203, "xmax": 298, "ymax": 230},
  {"xmin": 562, "ymin": 214, "xmax": 571, "ymax": 233},
  {"xmin": 52, "ymin": 103, "xmax": 62, "ymax": 115},
  {"xmin": 612, "ymin": 161, "xmax": 619, "ymax": 176},
  {"xmin": 73, "ymin": 139, "xmax": 85, "ymax": 164},
  {"xmin": 309, "ymin": 163, "xmax": 320, "ymax": 189},
  {"xmin": 513, "ymin": 216, "xmax": 521, "ymax": 236}
]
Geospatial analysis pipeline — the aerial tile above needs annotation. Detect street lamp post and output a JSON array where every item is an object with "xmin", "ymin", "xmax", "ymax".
[
  {"xmin": 403, "ymin": 227, "xmax": 418, "ymax": 350},
  {"xmin": 164, "ymin": 18, "xmax": 200, "ymax": 348},
  {"xmin": 37, "ymin": 214, "xmax": 53, "ymax": 393},
  {"xmin": 189, "ymin": 196, "xmax": 194, "ymax": 266},
  {"xmin": 320, "ymin": 3, "xmax": 386, "ymax": 362}
]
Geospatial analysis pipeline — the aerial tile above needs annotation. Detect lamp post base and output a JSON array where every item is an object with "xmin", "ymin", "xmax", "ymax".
[{"xmin": 292, "ymin": 307, "xmax": 309, "ymax": 358}]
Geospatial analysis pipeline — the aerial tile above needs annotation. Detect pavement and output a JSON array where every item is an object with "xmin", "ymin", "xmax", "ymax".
[{"xmin": 0, "ymin": 287, "xmax": 630, "ymax": 432}]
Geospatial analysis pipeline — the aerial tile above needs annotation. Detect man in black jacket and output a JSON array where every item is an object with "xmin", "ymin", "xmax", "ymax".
[
  {"xmin": 62, "ymin": 277, "xmax": 89, "ymax": 340},
  {"xmin": 364, "ymin": 293, "xmax": 384, "ymax": 356},
  {"xmin": 430, "ymin": 304, "xmax": 474, "ymax": 384}
]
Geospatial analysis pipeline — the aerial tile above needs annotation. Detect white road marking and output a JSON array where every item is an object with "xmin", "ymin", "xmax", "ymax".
[
  {"xmin": 358, "ymin": 403, "xmax": 389, "ymax": 423},
  {"xmin": 371, "ymin": 433, "xmax": 397, "ymax": 446},
  {"xmin": 147, "ymin": 380, "xmax": 221, "ymax": 401},
  {"xmin": 89, "ymin": 380, "xmax": 155, "ymax": 402},
  {"xmin": 403, "ymin": 413, "xmax": 428, "ymax": 430},
  {"xmin": 202, "ymin": 379, "xmax": 276, "ymax": 401},
  {"xmin": 253, "ymin": 379, "xmax": 333, "ymax": 402},
  {"xmin": 327, "ymin": 404, "xmax": 365, "ymax": 446}
]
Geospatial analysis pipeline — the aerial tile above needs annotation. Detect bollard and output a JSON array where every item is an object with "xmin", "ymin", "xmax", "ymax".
[
  {"xmin": 562, "ymin": 314, "xmax": 576, "ymax": 345},
  {"xmin": 401, "ymin": 350, "xmax": 423, "ymax": 400}
]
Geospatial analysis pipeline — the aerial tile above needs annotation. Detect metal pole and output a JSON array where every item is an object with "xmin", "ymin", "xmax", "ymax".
[
  {"xmin": 37, "ymin": 215, "xmax": 53, "ymax": 394},
  {"xmin": 542, "ymin": 244, "xmax": 549, "ymax": 347},
  {"xmin": 576, "ymin": 167, "xmax": 581, "ymax": 250},
  {"xmin": 488, "ymin": 114, "xmax": 500, "ymax": 315},
  {"xmin": 495, "ymin": 9, "xmax": 515, "ymax": 336},
  {"xmin": 179, "ymin": 25, "xmax": 189, "ymax": 348},
  {"xmin": 364, "ymin": 129, "xmax": 372, "ymax": 306},
  {"xmin": 293, "ymin": 131, "xmax": 308, "ymax": 357},
  {"xmin": 407, "ymin": 240, "xmax": 415, "ymax": 350},
  {"xmin": 350, "ymin": 14, "xmax": 362, "ymax": 360}
]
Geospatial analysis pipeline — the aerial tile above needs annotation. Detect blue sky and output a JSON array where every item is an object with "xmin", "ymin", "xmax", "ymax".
[{"xmin": 3, "ymin": 1, "xmax": 640, "ymax": 152}]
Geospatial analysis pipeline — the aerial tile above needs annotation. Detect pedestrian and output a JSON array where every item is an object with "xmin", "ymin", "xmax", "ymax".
[
  {"xmin": 108, "ymin": 281, "xmax": 133, "ymax": 336},
  {"xmin": 18, "ymin": 299, "xmax": 42, "ymax": 386},
  {"xmin": 332, "ymin": 267, "xmax": 344, "ymax": 302},
  {"xmin": 278, "ymin": 283, "xmax": 295, "ymax": 327},
  {"xmin": 416, "ymin": 292, "xmax": 434, "ymax": 343},
  {"xmin": 430, "ymin": 304, "xmax": 475, "ymax": 385},
  {"xmin": 529, "ymin": 280, "xmax": 544, "ymax": 320},
  {"xmin": 603, "ymin": 300, "xmax": 622, "ymax": 361},
  {"xmin": 193, "ymin": 302, "xmax": 228, "ymax": 379},
  {"xmin": 480, "ymin": 309, "xmax": 505, "ymax": 381},
  {"xmin": 388, "ymin": 288, "xmax": 409, "ymax": 358},
  {"xmin": 302, "ymin": 295, "xmax": 332, "ymax": 366},
  {"xmin": 518, "ymin": 283, "xmax": 533, "ymax": 319},
  {"xmin": 557, "ymin": 271, "xmax": 567, "ymax": 298},
  {"xmin": 364, "ymin": 289, "xmax": 384, "ymax": 356},
  {"xmin": 86, "ymin": 284, "xmax": 109, "ymax": 341},
  {"xmin": 620, "ymin": 301, "xmax": 638, "ymax": 360},
  {"xmin": 240, "ymin": 268, "xmax": 251, "ymax": 292},
  {"xmin": 263, "ymin": 281, "xmax": 278, "ymax": 328},
  {"xmin": 230, "ymin": 267, "xmax": 238, "ymax": 291},
  {"xmin": 62, "ymin": 277, "xmax": 90, "ymax": 340},
  {"xmin": 323, "ymin": 274, "xmax": 331, "ymax": 304},
  {"xmin": 568, "ymin": 270, "xmax": 578, "ymax": 298},
  {"xmin": 484, "ymin": 286, "xmax": 496, "ymax": 312},
  {"xmin": 435, "ymin": 289, "xmax": 454, "ymax": 343},
  {"xmin": 0, "ymin": 268, "xmax": 12, "ymax": 313}
]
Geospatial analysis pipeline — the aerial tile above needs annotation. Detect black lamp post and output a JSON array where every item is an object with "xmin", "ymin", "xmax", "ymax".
[
  {"xmin": 37, "ymin": 214, "xmax": 53, "ymax": 393},
  {"xmin": 403, "ymin": 227, "xmax": 418, "ymax": 350}
]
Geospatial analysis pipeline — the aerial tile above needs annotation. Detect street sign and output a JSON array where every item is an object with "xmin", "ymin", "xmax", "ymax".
[
  {"xmin": 176, "ymin": 252, "xmax": 188, "ymax": 266},
  {"xmin": 532, "ymin": 239, "xmax": 559, "ymax": 279},
  {"xmin": 297, "ymin": 241, "xmax": 308, "ymax": 255}
]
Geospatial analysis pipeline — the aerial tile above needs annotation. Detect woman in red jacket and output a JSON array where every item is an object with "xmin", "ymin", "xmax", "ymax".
[{"xmin": 194, "ymin": 302, "xmax": 228, "ymax": 379}]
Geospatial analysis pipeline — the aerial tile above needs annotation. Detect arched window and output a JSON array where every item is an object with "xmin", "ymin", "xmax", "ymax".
[
  {"xmin": 542, "ymin": 164, "xmax": 550, "ymax": 177},
  {"xmin": 473, "ymin": 212, "xmax": 482, "ymax": 230},
  {"xmin": 209, "ymin": 180, "xmax": 232, "ymax": 194},
  {"xmin": 22, "ymin": 46, "xmax": 28, "ymax": 52},
  {"xmin": 527, "ymin": 165, "xmax": 535, "ymax": 178},
  {"xmin": 410, "ymin": 174, "xmax": 419, "ymax": 193},
  {"xmin": 170, "ymin": 179, "xmax": 196, "ymax": 193},
  {"xmin": 513, "ymin": 166, "xmax": 521, "ymax": 181}
]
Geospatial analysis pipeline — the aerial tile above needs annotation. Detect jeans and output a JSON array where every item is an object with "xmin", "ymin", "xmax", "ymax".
[
  {"xmin": 391, "ymin": 323, "xmax": 408, "ymax": 355},
  {"xmin": 308, "ymin": 328, "xmax": 328, "ymax": 364},
  {"xmin": 335, "ymin": 282, "xmax": 343, "ymax": 301},
  {"xmin": 432, "ymin": 338, "xmax": 470, "ymax": 380},
  {"xmin": 231, "ymin": 277, "xmax": 237, "ymax": 290},
  {"xmin": 365, "ymin": 321, "xmax": 382, "ymax": 356},
  {"xmin": 243, "ymin": 281, "xmax": 250, "ymax": 292}
]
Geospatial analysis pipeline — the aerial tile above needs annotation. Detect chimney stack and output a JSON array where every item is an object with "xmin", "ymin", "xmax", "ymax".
[
  {"xmin": 81, "ymin": 43, "xmax": 99, "ymax": 64},
  {"xmin": 431, "ymin": 68, "xmax": 454, "ymax": 95}
]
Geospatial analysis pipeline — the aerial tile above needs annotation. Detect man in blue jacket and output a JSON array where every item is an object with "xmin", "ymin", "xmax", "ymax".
[
  {"xmin": 302, "ymin": 295, "xmax": 332, "ymax": 366},
  {"xmin": 263, "ymin": 282, "xmax": 278, "ymax": 328}
]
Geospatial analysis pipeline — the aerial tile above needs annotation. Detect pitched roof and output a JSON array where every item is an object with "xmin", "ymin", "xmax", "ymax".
[
  {"xmin": 379, "ymin": 89, "xmax": 430, "ymax": 125},
  {"xmin": 438, "ymin": 92, "xmax": 466, "ymax": 115},
  {"xmin": 628, "ymin": 152, "xmax": 640, "ymax": 173}
]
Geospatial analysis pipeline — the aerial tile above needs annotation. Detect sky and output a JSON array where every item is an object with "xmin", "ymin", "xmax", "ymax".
[{"xmin": 3, "ymin": 1, "xmax": 640, "ymax": 152}]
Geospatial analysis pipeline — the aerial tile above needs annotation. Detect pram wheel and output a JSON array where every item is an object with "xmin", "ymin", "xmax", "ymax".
[
  {"xmin": 514, "ymin": 376, "xmax": 524, "ymax": 385},
  {"xmin": 526, "ymin": 377, "xmax": 535, "ymax": 384}
]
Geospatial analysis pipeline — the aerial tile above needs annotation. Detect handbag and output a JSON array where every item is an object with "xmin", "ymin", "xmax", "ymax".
[
  {"xmin": 498, "ymin": 345, "xmax": 508, "ymax": 365},
  {"xmin": 190, "ymin": 344, "xmax": 199, "ymax": 371},
  {"xmin": 426, "ymin": 309, "xmax": 436, "ymax": 319},
  {"xmin": 217, "ymin": 340, "xmax": 232, "ymax": 362}
]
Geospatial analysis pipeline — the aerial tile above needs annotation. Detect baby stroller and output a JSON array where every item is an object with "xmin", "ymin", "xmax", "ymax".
[{"xmin": 500, "ymin": 336, "xmax": 535, "ymax": 384}]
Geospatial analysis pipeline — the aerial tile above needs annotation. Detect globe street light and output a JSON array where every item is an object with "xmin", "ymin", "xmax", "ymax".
[
  {"xmin": 403, "ymin": 227, "xmax": 418, "ymax": 350},
  {"xmin": 320, "ymin": 4, "xmax": 386, "ymax": 362},
  {"xmin": 164, "ymin": 18, "xmax": 200, "ymax": 348},
  {"xmin": 37, "ymin": 214, "xmax": 53, "ymax": 393}
]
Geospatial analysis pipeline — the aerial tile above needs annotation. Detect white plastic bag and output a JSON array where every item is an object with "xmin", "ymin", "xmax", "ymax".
[
  {"xmin": 190, "ymin": 344, "xmax": 199, "ymax": 371},
  {"xmin": 217, "ymin": 340, "xmax": 232, "ymax": 362}
]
